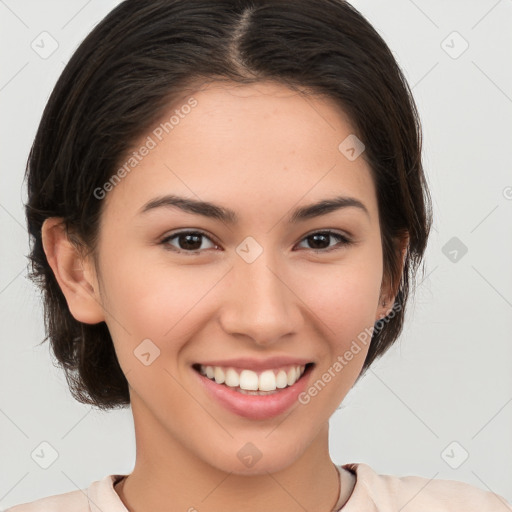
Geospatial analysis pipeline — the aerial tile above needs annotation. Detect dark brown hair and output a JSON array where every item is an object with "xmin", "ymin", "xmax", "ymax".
[{"xmin": 25, "ymin": 0, "xmax": 432, "ymax": 410}]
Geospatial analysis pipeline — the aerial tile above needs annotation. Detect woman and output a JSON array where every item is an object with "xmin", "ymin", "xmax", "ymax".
[{"xmin": 9, "ymin": 0, "xmax": 511, "ymax": 510}]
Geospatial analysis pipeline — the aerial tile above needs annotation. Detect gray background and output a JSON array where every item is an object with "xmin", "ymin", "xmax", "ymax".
[{"xmin": 1, "ymin": 0, "xmax": 511, "ymax": 508}]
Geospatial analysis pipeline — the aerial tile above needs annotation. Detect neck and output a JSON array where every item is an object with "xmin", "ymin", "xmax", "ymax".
[{"xmin": 115, "ymin": 396, "xmax": 347, "ymax": 512}]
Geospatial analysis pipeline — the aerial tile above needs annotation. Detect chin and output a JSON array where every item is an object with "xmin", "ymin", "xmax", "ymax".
[{"xmin": 202, "ymin": 436, "xmax": 311, "ymax": 476}]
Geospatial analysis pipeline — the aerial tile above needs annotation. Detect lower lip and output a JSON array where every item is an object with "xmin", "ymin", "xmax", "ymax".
[{"xmin": 193, "ymin": 365, "xmax": 314, "ymax": 420}]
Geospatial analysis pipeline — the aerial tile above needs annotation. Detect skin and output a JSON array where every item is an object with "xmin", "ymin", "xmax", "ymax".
[{"xmin": 42, "ymin": 80, "xmax": 407, "ymax": 512}]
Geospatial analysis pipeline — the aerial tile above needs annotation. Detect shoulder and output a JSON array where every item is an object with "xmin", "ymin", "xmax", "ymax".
[
  {"xmin": 5, "ymin": 475, "xmax": 126, "ymax": 512},
  {"xmin": 5, "ymin": 489, "xmax": 89, "ymax": 512},
  {"xmin": 342, "ymin": 462, "xmax": 512, "ymax": 511}
]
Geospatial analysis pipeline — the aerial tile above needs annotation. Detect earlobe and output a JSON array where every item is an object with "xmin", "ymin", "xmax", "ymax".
[
  {"xmin": 41, "ymin": 218, "xmax": 105, "ymax": 324},
  {"xmin": 375, "ymin": 232, "xmax": 409, "ymax": 322},
  {"xmin": 376, "ymin": 296, "xmax": 392, "ymax": 322}
]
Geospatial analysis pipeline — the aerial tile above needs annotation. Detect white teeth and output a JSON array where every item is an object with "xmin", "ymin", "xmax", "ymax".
[
  {"xmin": 225, "ymin": 368, "xmax": 240, "ymax": 388},
  {"xmin": 276, "ymin": 369, "xmax": 288, "ymax": 389},
  {"xmin": 214, "ymin": 366, "xmax": 225, "ymax": 385},
  {"xmin": 239, "ymin": 369, "xmax": 259, "ymax": 390},
  {"xmin": 259, "ymin": 370, "xmax": 276, "ymax": 391},
  {"xmin": 286, "ymin": 367, "xmax": 297, "ymax": 387},
  {"xmin": 198, "ymin": 364, "xmax": 307, "ymax": 392}
]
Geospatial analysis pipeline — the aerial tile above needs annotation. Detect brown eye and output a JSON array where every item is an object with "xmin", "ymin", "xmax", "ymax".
[
  {"xmin": 161, "ymin": 231, "xmax": 217, "ymax": 254},
  {"xmin": 296, "ymin": 230, "xmax": 352, "ymax": 253}
]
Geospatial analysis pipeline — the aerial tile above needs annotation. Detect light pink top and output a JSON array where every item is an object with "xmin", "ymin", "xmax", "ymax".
[{"xmin": 6, "ymin": 462, "xmax": 512, "ymax": 511}]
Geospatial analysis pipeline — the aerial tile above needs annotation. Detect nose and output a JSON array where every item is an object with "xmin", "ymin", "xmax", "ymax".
[{"xmin": 219, "ymin": 247, "xmax": 302, "ymax": 346}]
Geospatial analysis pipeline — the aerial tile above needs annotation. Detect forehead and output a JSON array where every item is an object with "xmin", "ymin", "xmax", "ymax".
[{"xmin": 102, "ymin": 80, "xmax": 377, "ymax": 224}]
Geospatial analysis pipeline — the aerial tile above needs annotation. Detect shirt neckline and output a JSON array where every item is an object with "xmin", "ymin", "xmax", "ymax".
[
  {"xmin": 105, "ymin": 464, "xmax": 358, "ymax": 512},
  {"xmin": 332, "ymin": 464, "xmax": 358, "ymax": 510}
]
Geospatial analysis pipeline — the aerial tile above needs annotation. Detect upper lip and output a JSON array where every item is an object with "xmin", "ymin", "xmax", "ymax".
[{"xmin": 194, "ymin": 356, "xmax": 314, "ymax": 372}]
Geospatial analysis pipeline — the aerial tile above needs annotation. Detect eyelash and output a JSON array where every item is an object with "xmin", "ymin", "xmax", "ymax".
[{"xmin": 159, "ymin": 229, "xmax": 353, "ymax": 255}]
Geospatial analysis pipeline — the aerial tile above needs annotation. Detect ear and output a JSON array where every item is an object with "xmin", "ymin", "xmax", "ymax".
[
  {"xmin": 41, "ymin": 218, "xmax": 105, "ymax": 324},
  {"xmin": 375, "ymin": 232, "xmax": 410, "ymax": 321}
]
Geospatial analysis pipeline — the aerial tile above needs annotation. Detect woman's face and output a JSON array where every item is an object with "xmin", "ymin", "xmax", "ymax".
[{"xmin": 84, "ymin": 81, "xmax": 392, "ymax": 475}]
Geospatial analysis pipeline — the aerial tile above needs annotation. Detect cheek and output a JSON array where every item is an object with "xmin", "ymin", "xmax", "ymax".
[
  {"xmin": 96, "ymin": 244, "xmax": 197, "ymax": 350},
  {"xmin": 98, "ymin": 258, "xmax": 211, "ymax": 395},
  {"xmin": 289, "ymin": 258, "xmax": 382, "ymax": 412},
  {"xmin": 297, "ymin": 255, "xmax": 383, "ymax": 335},
  {"xmin": 103, "ymin": 263, "xmax": 202, "ymax": 335}
]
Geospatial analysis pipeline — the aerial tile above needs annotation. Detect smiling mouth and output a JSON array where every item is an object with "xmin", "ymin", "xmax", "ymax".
[{"xmin": 191, "ymin": 362, "xmax": 315, "ymax": 394}]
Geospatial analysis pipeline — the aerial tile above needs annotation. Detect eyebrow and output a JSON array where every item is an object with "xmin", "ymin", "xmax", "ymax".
[{"xmin": 138, "ymin": 194, "xmax": 370, "ymax": 223}]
